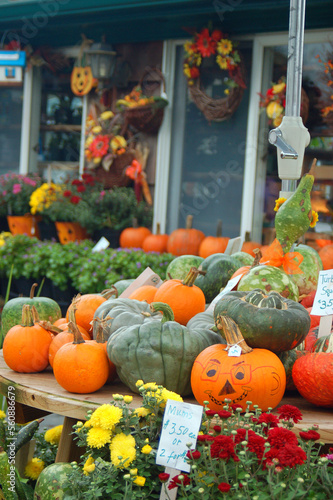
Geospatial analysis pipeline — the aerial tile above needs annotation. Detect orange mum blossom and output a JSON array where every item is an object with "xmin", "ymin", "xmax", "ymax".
[{"xmin": 260, "ymin": 238, "xmax": 304, "ymax": 275}]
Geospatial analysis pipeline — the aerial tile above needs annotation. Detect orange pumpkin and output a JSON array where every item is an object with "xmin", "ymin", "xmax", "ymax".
[
  {"xmin": 191, "ymin": 316, "xmax": 286, "ymax": 412},
  {"xmin": 128, "ymin": 285, "xmax": 158, "ymax": 303},
  {"xmin": 3, "ymin": 305, "xmax": 52, "ymax": 373},
  {"xmin": 241, "ymin": 240, "xmax": 262, "ymax": 257},
  {"xmin": 153, "ymin": 267, "xmax": 205, "ymax": 325},
  {"xmin": 70, "ymin": 65, "xmax": 94, "ymax": 96},
  {"xmin": 199, "ymin": 220, "xmax": 229, "ymax": 258},
  {"xmin": 318, "ymin": 244, "xmax": 333, "ymax": 270},
  {"xmin": 167, "ymin": 215, "xmax": 205, "ymax": 256},
  {"xmin": 142, "ymin": 223, "xmax": 169, "ymax": 253},
  {"xmin": 120, "ymin": 222, "xmax": 151, "ymax": 249},
  {"xmin": 53, "ymin": 320, "xmax": 109, "ymax": 393},
  {"xmin": 53, "ymin": 318, "xmax": 67, "ymax": 328}
]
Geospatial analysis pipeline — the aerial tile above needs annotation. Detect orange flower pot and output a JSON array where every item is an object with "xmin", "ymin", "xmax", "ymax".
[
  {"xmin": 55, "ymin": 221, "xmax": 88, "ymax": 244},
  {"xmin": 7, "ymin": 215, "xmax": 41, "ymax": 239}
]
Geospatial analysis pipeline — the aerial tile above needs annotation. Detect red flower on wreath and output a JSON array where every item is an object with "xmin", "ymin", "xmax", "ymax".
[
  {"xmin": 196, "ymin": 28, "xmax": 217, "ymax": 57},
  {"xmin": 89, "ymin": 135, "xmax": 110, "ymax": 158}
]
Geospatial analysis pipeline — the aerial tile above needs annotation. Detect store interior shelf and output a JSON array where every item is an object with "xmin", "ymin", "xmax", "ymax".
[{"xmin": 40, "ymin": 124, "xmax": 82, "ymax": 132}]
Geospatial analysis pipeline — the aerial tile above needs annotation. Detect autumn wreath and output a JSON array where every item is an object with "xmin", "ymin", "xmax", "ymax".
[{"xmin": 183, "ymin": 27, "xmax": 246, "ymax": 122}]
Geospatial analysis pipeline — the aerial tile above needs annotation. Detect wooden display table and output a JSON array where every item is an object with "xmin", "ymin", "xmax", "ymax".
[{"xmin": 0, "ymin": 350, "xmax": 332, "ymax": 465}]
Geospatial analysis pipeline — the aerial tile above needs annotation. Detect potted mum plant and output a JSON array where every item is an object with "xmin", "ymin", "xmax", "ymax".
[{"xmin": 0, "ymin": 172, "xmax": 42, "ymax": 237}]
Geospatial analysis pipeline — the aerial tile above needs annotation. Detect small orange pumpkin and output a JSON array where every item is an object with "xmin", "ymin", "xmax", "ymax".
[
  {"xmin": 53, "ymin": 320, "xmax": 109, "ymax": 393},
  {"xmin": 191, "ymin": 316, "xmax": 286, "ymax": 412},
  {"xmin": 120, "ymin": 219, "xmax": 151, "ymax": 249},
  {"xmin": 199, "ymin": 220, "xmax": 229, "ymax": 258},
  {"xmin": 167, "ymin": 215, "xmax": 205, "ymax": 256},
  {"xmin": 128, "ymin": 285, "xmax": 158, "ymax": 303},
  {"xmin": 241, "ymin": 240, "xmax": 262, "ymax": 257},
  {"xmin": 3, "ymin": 305, "xmax": 52, "ymax": 373},
  {"xmin": 153, "ymin": 267, "xmax": 205, "ymax": 325},
  {"xmin": 142, "ymin": 223, "xmax": 169, "ymax": 253},
  {"xmin": 70, "ymin": 65, "xmax": 94, "ymax": 96}
]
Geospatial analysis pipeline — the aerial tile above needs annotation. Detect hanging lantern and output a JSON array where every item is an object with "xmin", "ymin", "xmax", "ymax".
[{"xmin": 85, "ymin": 42, "xmax": 116, "ymax": 81}]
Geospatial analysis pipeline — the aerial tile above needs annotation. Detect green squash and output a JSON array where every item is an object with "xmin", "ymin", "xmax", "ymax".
[
  {"xmin": 238, "ymin": 264, "xmax": 299, "ymax": 302},
  {"xmin": 1, "ymin": 283, "xmax": 61, "ymax": 338},
  {"xmin": 214, "ymin": 288, "xmax": 310, "ymax": 352},
  {"xmin": 92, "ymin": 297, "xmax": 162, "ymax": 340},
  {"xmin": 113, "ymin": 278, "xmax": 135, "ymax": 296},
  {"xmin": 107, "ymin": 302, "xmax": 225, "ymax": 395},
  {"xmin": 166, "ymin": 254, "xmax": 204, "ymax": 280},
  {"xmin": 34, "ymin": 462, "xmax": 72, "ymax": 499},
  {"xmin": 194, "ymin": 253, "xmax": 239, "ymax": 303},
  {"xmin": 230, "ymin": 251, "xmax": 254, "ymax": 267},
  {"xmin": 290, "ymin": 244, "xmax": 323, "ymax": 296}
]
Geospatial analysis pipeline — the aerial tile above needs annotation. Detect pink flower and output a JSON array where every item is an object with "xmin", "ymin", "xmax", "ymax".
[{"xmin": 12, "ymin": 183, "xmax": 22, "ymax": 194}]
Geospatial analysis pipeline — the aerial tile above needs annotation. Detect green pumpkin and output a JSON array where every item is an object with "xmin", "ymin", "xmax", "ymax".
[
  {"xmin": 290, "ymin": 244, "xmax": 322, "ymax": 296},
  {"xmin": 92, "ymin": 297, "xmax": 162, "ymax": 340},
  {"xmin": 238, "ymin": 264, "xmax": 299, "ymax": 301},
  {"xmin": 194, "ymin": 253, "xmax": 239, "ymax": 303},
  {"xmin": 230, "ymin": 251, "xmax": 254, "ymax": 267},
  {"xmin": 34, "ymin": 462, "xmax": 72, "ymax": 499},
  {"xmin": 107, "ymin": 302, "xmax": 225, "ymax": 395},
  {"xmin": 113, "ymin": 279, "xmax": 135, "ymax": 296},
  {"xmin": 214, "ymin": 288, "xmax": 310, "ymax": 352},
  {"xmin": 1, "ymin": 284, "xmax": 61, "ymax": 338},
  {"xmin": 277, "ymin": 349, "xmax": 308, "ymax": 391},
  {"xmin": 166, "ymin": 255, "xmax": 204, "ymax": 280}
]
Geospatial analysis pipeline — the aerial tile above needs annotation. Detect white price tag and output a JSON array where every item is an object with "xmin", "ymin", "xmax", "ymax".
[
  {"xmin": 228, "ymin": 344, "xmax": 242, "ymax": 357},
  {"xmin": 224, "ymin": 236, "xmax": 244, "ymax": 255},
  {"xmin": 311, "ymin": 270, "xmax": 333, "ymax": 316},
  {"xmin": 92, "ymin": 236, "xmax": 110, "ymax": 253},
  {"xmin": 156, "ymin": 400, "xmax": 203, "ymax": 473}
]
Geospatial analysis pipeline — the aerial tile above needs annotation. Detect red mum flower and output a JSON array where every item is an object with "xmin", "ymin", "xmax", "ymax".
[
  {"xmin": 205, "ymin": 410, "xmax": 217, "ymax": 417},
  {"xmin": 71, "ymin": 179, "xmax": 82, "ymax": 186},
  {"xmin": 168, "ymin": 474, "xmax": 190, "ymax": 490},
  {"xmin": 247, "ymin": 434, "xmax": 267, "ymax": 462},
  {"xmin": 213, "ymin": 425, "xmax": 222, "ymax": 433},
  {"xmin": 258, "ymin": 413, "xmax": 279, "ymax": 433},
  {"xmin": 158, "ymin": 473, "xmax": 170, "ymax": 482},
  {"xmin": 197, "ymin": 434, "xmax": 214, "ymax": 443},
  {"xmin": 218, "ymin": 482, "xmax": 231, "ymax": 493},
  {"xmin": 234, "ymin": 428, "xmax": 256, "ymax": 444},
  {"xmin": 81, "ymin": 173, "xmax": 95, "ymax": 185},
  {"xmin": 196, "ymin": 28, "xmax": 217, "ymax": 57},
  {"xmin": 218, "ymin": 410, "xmax": 232, "ymax": 419},
  {"xmin": 210, "ymin": 435, "xmax": 239, "ymax": 462},
  {"xmin": 63, "ymin": 190, "xmax": 72, "ymax": 197},
  {"xmin": 89, "ymin": 135, "xmax": 110, "ymax": 158},
  {"xmin": 70, "ymin": 196, "xmax": 81, "ymax": 204},
  {"xmin": 277, "ymin": 405, "xmax": 303, "ymax": 423},
  {"xmin": 186, "ymin": 450, "xmax": 201, "ymax": 460},
  {"xmin": 76, "ymin": 185, "xmax": 86, "ymax": 193},
  {"xmin": 230, "ymin": 403, "xmax": 243, "ymax": 412},
  {"xmin": 299, "ymin": 430, "xmax": 321, "ymax": 441},
  {"xmin": 265, "ymin": 444, "xmax": 306, "ymax": 469},
  {"xmin": 268, "ymin": 427, "xmax": 298, "ymax": 450}
]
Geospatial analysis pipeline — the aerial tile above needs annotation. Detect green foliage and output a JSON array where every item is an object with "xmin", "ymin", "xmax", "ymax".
[{"xmin": 0, "ymin": 173, "xmax": 42, "ymax": 216}]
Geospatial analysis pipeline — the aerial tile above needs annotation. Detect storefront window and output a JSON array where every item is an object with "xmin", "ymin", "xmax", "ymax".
[{"xmin": 0, "ymin": 87, "xmax": 23, "ymax": 175}]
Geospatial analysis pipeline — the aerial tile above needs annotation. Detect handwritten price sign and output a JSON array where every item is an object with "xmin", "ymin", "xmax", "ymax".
[
  {"xmin": 156, "ymin": 400, "xmax": 203, "ymax": 473},
  {"xmin": 311, "ymin": 270, "xmax": 333, "ymax": 316}
]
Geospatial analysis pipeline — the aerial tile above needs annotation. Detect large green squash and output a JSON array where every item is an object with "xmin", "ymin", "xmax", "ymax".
[
  {"xmin": 113, "ymin": 278, "xmax": 135, "ymax": 296},
  {"xmin": 92, "ymin": 297, "xmax": 162, "ymax": 340},
  {"xmin": 214, "ymin": 288, "xmax": 310, "ymax": 352},
  {"xmin": 194, "ymin": 253, "xmax": 239, "ymax": 303},
  {"xmin": 107, "ymin": 302, "xmax": 225, "ymax": 395},
  {"xmin": 166, "ymin": 254, "xmax": 204, "ymax": 280},
  {"xmin": 290, "ymin": 244, "xmax": 323, "ymax": 296},
  {"xmin": 1, "ymin": 284, "xmax": 61, "ymax": 338},
  {"xmin": 34, "ymin": 462, "xmax": 72, "ymax": 499},
  {"xmin": 230, "ymin": 251, "xmax": 254, "ymax": 267},
  {"xmin": 238, "ymin": 264, "xmax": 299, "ymax": 301}
]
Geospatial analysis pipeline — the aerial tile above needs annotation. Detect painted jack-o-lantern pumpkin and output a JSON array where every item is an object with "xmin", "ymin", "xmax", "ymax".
[
  {"xmin": 191, "ymin": 316, "xmax": 286, "ymax": 412},
  {"xmin": 71, "ymin": 65, "xmax": 94, "ymax": 96}
]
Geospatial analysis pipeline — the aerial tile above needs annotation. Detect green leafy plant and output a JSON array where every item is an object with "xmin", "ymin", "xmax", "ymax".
[{"xmin": 0, "ymin": 173, "xmax": 42, "ymax": 216}]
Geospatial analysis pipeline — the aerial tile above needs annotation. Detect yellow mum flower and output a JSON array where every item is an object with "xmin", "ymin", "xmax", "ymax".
[
  {"xmin": 134, "ymin": 476, "xmax": 146, "ymax": 486},
  {"xmin": 157, "ymin": 388, "xmax": 183, "ymax": 408},
  {"xmin": 87, "ymin": 427, "xmax": 112, "ymax": 448},
  {"xmin": 110, "ymin": 135, "xmax": 127, "ymax": 152},
  {"xmin": 135, "ymin": 380, "xmax": 144, "ymax": 388},
  {"xmin": 0, "ymin": 410, "xmax": 6, "ymax": 419},
  {"xmin": 84, "ymin": 420, "xmax": 92, "ymax": 428},
  {"xmin": 141, "ymin": 444, "xmax": 152, "ymax": 454},
  {"xmin": 110, "ymin": 433, "xmax": 136, "ymax": 468},
  {"xmin": 143, "ymin": 382, "xmax": 158, "ymax": 392},
  {"xmin": 216, "ymin": 55, "xmax": 228, "ymax": 70},
  {"xmin": 266, "ymin": 101, "xmax": 283, "ymax": 120},
  {"xmin": 310, "ymin": 210, "xmax": 319, "ymax": 228},
  {"xmin": 85, "ymin": 135, "xmax": 94, "ymax": 147},
  {"xmin": 24, "ymin": 458, "xmax": 45, "ymax": 480},
  {"xmin": 184, "ymin": 41, "xmax": 195, "ymax": 55},
  {"xmin": 44, "ymin": 425, "xmax": 63, "ymax": 445},
  {"xmin": 130, "ymin": 468, "xmax": 138, "ymax": 476},
  {"xmin": 183, "ymin": 64, "xmax": 191, "ymax": 79},
  {"xmin": 83, "ymin": 456, "xmax": 95, "ymax": 476},
  {"xmin": 100, "ymin": 111, "xmax": 114, "ymax": 120},
  {"xmin": 89, "ymin": 404, "xmax": 123, "ymax": 431},
  {"xmin": 123, "ymin": 395, "xmax": 133, "ymax": 404},
  {"xmin": 217, "ymin": 39, "xmax": 233, "ymax": 56},
  {"xmin": 274, "ymin": 197, "xmax": 287, "ymax": 212},
  {"xmin": 134, "ymin": 407, "xmax": 150, "ymax": 418},
  {"xmin": 272, "ymin": 82, "xmax": 286, "ymax": 94},
  {"xmin": 92, "ymin": 125, "xmax": 102, "ymax": 134}
]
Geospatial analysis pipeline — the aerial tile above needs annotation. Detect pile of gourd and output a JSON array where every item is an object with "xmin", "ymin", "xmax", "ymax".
[{"xmin": 2, "ymin": 171, "xmax": 332, "ymax": 410}]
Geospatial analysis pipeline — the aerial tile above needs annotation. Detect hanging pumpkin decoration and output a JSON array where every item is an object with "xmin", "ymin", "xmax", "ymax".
[
  {"xmin": 70, "ymin": 37, "xmax": 95, "ymax": 96},
  {"xmin": 191, "ymin": 315, "xmax": 286, "ymax": 412}
]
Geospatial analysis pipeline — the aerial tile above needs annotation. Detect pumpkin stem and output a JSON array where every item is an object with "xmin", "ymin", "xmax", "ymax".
[
  {"xmin": 167, "ymin": 272, "xmax": 173, "ymax": 280},
  {"xmin": 31, "ymin": 305, "xmax": 40, "ymax": 323},
  {"xmin": 68, "ymin": 321, "xmax": 85, "ymax": 344},
  {"xmin": 182, "ymin": 267, "xmax": 203, "ymax": 287},
  {"xmin": 215, "ymin": 315, "xmax": 252, "ymax": 354},
  {"xmin": 150, "ymin": 302, "xmax": 175, "ymax": 323},
  {"xmin": 244, "ymin": 231, "xmax": 251, "ymax": 243},
  {"xmin": 100, "ymin": 286, "xmax": 118, "ymax": 299},
  {"xmin": 156, "ymin": 222, "xmax": 161, "ymax": 235},
  {"xmin": 30, "ymin": 283, "xmax": 38, "ymax": 299},
  {"xmin": 216, "ymin": 219, "xmax": 223, "ymax": 238},
  {"xmin": 132, "ymin": 217, "xmax": 139, "ymax": 228},
  {"xmin": 251, "ymin": 248, "xmax": 262, "ymax": 268},
  {"xmin": 92, "ymin": 314, "xmax": 112, "ymax": 343},
  {"xmin": 38, "ymin": 321, "xmax": 62, "ymax": 335},
  {"xmin": 185, "ymin": 214, "xmax": 193, "ymax": 230},
  {"xmin": 21, "ymin": 305, "xmax": 35, "ymax": 327}
]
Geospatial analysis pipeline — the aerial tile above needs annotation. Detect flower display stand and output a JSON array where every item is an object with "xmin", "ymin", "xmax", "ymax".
[
  {"xmin": 55, "ymin": 221, "xmax": 88, "ymax": 244},
  {"xmin": 7, "ymin": 215, "xmax": 41, "ymax": 239}
]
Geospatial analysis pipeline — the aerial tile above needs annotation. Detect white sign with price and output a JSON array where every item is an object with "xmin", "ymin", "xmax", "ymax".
[
  {"xmin": 156, "ymin": 400, "xmax": 203, "ymax": 473},
  {"xmin": 311, "ymin": 270, "xmax": 333, "ymax": 316}
]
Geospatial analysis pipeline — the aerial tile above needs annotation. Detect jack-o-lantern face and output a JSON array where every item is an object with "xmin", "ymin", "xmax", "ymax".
[
  {"xmin": 191, "ymin": 344, "xmax": 286, "ymax": 412},
  {"xmin": 70, "ymin": 66, "xmax": 94, "ymax": 96}
]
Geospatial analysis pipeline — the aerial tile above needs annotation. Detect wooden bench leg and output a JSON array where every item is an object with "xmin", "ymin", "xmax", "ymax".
[{"xmin": 55, "ymin": 416, "xmax": 84, "ymax": 463}]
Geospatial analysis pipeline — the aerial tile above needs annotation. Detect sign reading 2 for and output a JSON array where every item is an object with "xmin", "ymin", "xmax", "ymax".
[{"xmin": 156, "ymin": 400, "xmax": 203, "ymax": 472}]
